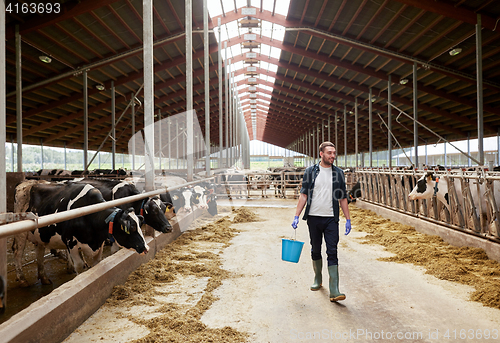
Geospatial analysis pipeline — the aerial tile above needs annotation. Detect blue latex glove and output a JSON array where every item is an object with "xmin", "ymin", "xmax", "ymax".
[
  {"xmin": 345, "ymin": 219, "xmax": 351, "ymax": 235},
  {"xmin": 291, "ymin": 216, "xmax": 299, "ymax": 229}
]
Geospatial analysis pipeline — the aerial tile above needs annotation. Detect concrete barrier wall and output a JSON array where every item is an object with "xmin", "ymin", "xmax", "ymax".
[
  {"xmin": 0, "ymin": 209, "xmax": 204, "ymax": 343},
  {"xmin": 356, "ymin": 200, "xmax": 500, "ymax": 263}
]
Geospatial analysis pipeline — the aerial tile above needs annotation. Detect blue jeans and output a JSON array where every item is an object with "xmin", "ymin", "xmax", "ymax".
[{"xmin": 307, "ymin": 216, "xmax": 339, "ymax": 266}]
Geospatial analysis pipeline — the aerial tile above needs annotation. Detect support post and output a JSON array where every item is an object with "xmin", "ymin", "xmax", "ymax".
[
  {"xmin": 477, "ymin": 14, "xmax": 484, "ymax": 166},
  {"xmin": 413, "ymin": 62, "xmax": 419, "ymax": 167},
  {"xmin": 0, "ymin": 0, "xmax": 6, "ymax": 306},
  {"xmin": 355, "ymin": 98, "xmax": 358, "ymax": 167},
  {"xmin": 204, "ymin": 0, "xmax": 210, "ymax": 175},
  {"xmin": 344, "ymin": 105, "xmax": 347, "ymax": 168},
  {"xmin": 186, "ymin": 0, "xmax": 194, "ymax": 181},
  {"xmin": 388, "ymin": 75, "xmax": 392, "ymax": 168},
  {"xmin": 369, "ymin": 88, "xmax": 373, "ymax": 168},
  {"xmin": 83, "ymin": 70, "xmax": 88, "ymax": 172},
  {"xmin": 218, "ymin": 19, "xmax": 223, "ymax": 169},
  {"xmin": 131, "ymin": 97, "xmax": 136, "ymax": 170},
  {"xmin": 16, "ymin": 25, "xmax": 22, "ymax": 173},
  {"xmin": 64, "ymin": 141, "xmax": 67, "ymax": 170},
  {"xmin": 111, "ymin": 81, "xmax": 116, "ymax": 170}
]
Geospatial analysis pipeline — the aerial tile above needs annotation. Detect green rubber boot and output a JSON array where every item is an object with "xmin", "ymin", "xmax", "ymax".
[
  {"xmin": 310, "ymin": 259, "xmax": 322, "ymax": 291},
  {"xmin": 328, "ymin": 265, "xmax": 346, "ymax": 302}
]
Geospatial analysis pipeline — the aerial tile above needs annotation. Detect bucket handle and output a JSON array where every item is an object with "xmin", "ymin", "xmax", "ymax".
[{"xmin": 289, "ymin": 228, "xmax": 297, "ymax": 241}]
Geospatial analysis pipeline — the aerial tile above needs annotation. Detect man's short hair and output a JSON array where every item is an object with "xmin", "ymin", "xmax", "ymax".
[{"xmin": 319, "ymin": 141, "xmax": 336, "ymax": 152}]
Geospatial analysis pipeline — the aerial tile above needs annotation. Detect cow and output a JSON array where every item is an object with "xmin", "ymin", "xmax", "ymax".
[
  {"xmin": 74, "ymin": 179, "xmax": 172, "ymax": 233},
  {"xmin": 191, "ymin": 185, "xmax": 209, "ymax": 211},
  {"xmin": 347, "ymin": 181, "xmax": 362, "ymax": 203},
  {"xmin": 408, "ymin": 172, "xmax": 500, "ymax": 232},
  {"xmin": 12, "ymin": 181, "xmax": 149, "ymax": 286},
  {"xmin": 160, "ymin": 187, "xmax": 196, "ymax": 217},
  {"xmin": 218, "ymin": 170, "xmax": 248, "ymax": 199}
]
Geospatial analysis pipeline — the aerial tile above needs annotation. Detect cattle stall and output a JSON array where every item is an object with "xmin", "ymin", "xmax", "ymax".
[{"xmin": 357, "ymin": 168, "xmax": 500, "ymax": 242}]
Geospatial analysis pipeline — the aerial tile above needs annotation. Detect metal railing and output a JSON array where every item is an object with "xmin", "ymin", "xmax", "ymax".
[
  {"xmin": 356, "ymin": 168, "xmax": 500, "ymax": 242},
  {"xmin": 0, "ymin": 177, "xmax": 215, "ymax": 239}
]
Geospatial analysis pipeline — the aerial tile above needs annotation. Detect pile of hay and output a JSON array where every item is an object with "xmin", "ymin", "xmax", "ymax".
[
  {"xmin": 104, "ymin": 211, "xmax": 257, "ymax": 342},
  {"xmin": 347, "ymin": 205, "xmax": 500, "ymax": 310},
  {"xmin": 232, "ymin": 208, "xmax": 260, "ymax": 223}
]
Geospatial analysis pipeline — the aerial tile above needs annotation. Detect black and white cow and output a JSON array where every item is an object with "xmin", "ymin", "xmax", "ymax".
[
  {"xmin": 12, "ymin": 182, "xmax": 148, "ymax": 286},
  {"xmin": 408, "ymin": 172, "xmax": 500, "ymax": 216},
  {"xmin": 161, "ymin": 187, "xmax": 196, "ymax": 216},
  {"xmin": 74, "ymin": 179, "xmax": 172, "ymax": 233}
]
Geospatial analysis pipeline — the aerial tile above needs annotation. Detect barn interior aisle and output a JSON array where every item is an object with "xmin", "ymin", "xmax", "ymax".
[{"xmin": 63, "ymin": 201, "xmax": 500, "ymax": 343}]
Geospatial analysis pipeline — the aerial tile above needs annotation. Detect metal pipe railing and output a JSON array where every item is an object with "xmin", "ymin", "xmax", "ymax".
[{"xmin": 0, "ymin": 177, "xmax": 214, "ymax": 239}]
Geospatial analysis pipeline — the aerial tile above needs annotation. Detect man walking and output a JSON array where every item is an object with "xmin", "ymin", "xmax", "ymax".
[{"xmin": 291, "ymin": 142, "xmax": 351, "ymax": 302}]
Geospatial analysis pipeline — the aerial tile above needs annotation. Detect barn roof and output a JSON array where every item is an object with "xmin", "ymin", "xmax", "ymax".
[{"xmin": 5, "ymin": 0, "xmax": 500, "ymax": 155}]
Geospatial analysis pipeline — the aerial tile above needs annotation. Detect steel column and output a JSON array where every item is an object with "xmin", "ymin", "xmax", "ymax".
[
  {"xmin": 186, "ymin": 0, "xmax": 194, "ymax": 181},
  {"xmin": 355, "ymin": 98, "xmax": 358, "ymax": 167},
  {"xmin": 64, "ymin": 141, "xmax": 67, "ymax": 170},
  {"xmin": 322, "ymin": 119, "xmax": 324, "ymax": 143},
  {"xmin": 16, "ymin": 25, "xmax": 22, "ymax": 173},
  {"xmin": 111, "ymin": 81, "xmax": 116, "ymax": 170},
  {"xmin": 0, "ymin": 0, "xmax": 7, "ymax": 295},
  {"xmin": 344, "ymin": 105, "xmax": 347, "ymax": 168},
  {"xmin": 369, "ymin": 88, "xmax": 373, "ymax": 167},
  {"xmin": 131, "ymin": 97, "xmax": 136, "ymax": 170},
  {"xmin": 218, "ymin": 19, "xmax": 223, "ymax": 169},
  {"xmin": 41, "ymin": 139, "xmax": 44, "ymax": 169},
  {"xmin": 83, "ymin": 70, "xmax": 88, "ymax": 171},
  {"xmin": 225, "ymin": 51, "xmax": 229, "ymax": 168},
  {"xmin": 477, "ymin": 14, "xmax": 484, "ymax": 166},
  {"xmin": 158, "ymin": 109, "xmax": 162, "ymax": 171},
  {"xmin": 204, "ymin": 0, "xmax": 210, "ymax": 175},
  {"xmin": 413, "ymin": 62, "xmax": 419, "ymax": 167},
  {"xmin": 388, "ymin": 75, "xmax": 392, "ymax": 168}
]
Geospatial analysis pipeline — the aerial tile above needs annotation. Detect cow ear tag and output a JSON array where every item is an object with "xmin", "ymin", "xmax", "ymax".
[
  {"xmin": 165, "ymin": 204, "xmax": 173, "ymax": 215},
  {"xmin": 122, "ymin": 225, "xmax": 130, "ymax": 234}
]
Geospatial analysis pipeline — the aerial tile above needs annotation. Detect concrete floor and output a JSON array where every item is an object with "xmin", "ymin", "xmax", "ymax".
[{"xmin": 65, "ymin": 200, "xmax": 500, "ymax": 342}]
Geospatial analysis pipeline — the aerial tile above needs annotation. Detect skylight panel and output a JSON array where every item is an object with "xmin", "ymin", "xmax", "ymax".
[
  {"xmin": 230, "ymin": 44, "xmax": 242, "ymax": 58},
  {"xmin": 260, "ymin": 44, "xmax": 271, "ymax": 57},
  {"xmin": 270, "ymin": 47, "xmax": 281, "ymax": 59},
  {"xmin": 261, "ymin": 93, "xmax": 272, "ymax": 99},
  {"xmin": 221, "ymin": 0, "xmax": 235, "ymax": 14},
  {"xmin": 274, "ymin": 0, "xmax": 291, "ymax": 16},
  {"xmin": 234, "ymin": 74, "xmax": 245, "ymax": 82},
  {"xmin": 258, "ymin": 84, "xmax": 273, "ymax": 92},
  {"xmin": 272, "ymin": 23, "xmax": 286, "ymax": 41},
  {"xmin": 261, "ymin": 21, "xmax": 273, "ymax": 39},
  {"xmin": 207, "ymin": 0, "xmax": 223, "ymax": 17},
  {"xmin": 235, "ymin": 0, "xmax": 246, "ymax": 9}
]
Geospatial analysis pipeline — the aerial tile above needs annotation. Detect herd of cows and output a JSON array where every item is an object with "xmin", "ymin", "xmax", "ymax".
[
  {"xmin": 10, "ymin": 164, "xmax": 500, "ymax": 288},
  {"xmin": 11, "ymin": 174, "xmax": 218, "ymax": 287}
]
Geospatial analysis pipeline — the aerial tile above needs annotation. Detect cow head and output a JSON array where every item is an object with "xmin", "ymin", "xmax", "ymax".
[
  {"xmin": 168, "ymin": 188, "xmax": 193, "ymax": 214},
  {"xmin": 408, "ymin": 172, "xmax": 436, "ymax": 200},
  {"xmin": 192, "ymin": 185, "xmax": 209, "ymax": 210},
  {"xmin": 112, "ymin": 208, "xmax": 149, "ymax": 255},
  {"xmin": 142, "ymin": 196, "xmax": 173, "ymax": 233}
]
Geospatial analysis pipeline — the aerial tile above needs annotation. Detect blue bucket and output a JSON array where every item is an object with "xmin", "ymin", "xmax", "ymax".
[{"xmin": 281, "ymin": 239, "xmax": 305, "ymax": 263}]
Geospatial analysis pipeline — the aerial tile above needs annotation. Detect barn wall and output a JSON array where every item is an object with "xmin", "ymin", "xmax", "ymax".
[{"xmin": 356, "ymin": 200, "xmax": 500, "ymax": 263}]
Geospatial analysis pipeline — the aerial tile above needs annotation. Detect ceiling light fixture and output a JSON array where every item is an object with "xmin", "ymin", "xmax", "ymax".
[
  {"xmin": 371, "ymin": 97, "xmax": 376, "ymax": 102},
  {"xmin": 39, "ymin": 55, "xmax": 52, "ymax": 63},
  {"xmin": 449, "ymin": 47, "xmax": 462, "ymax": 56},
  {"xmin": 95, "ymin": 84, "xmax": 105, "ymax": 91},
  {"xmin": 399, "ymin": 78, "xmax": 409, "ymax": 85}
]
